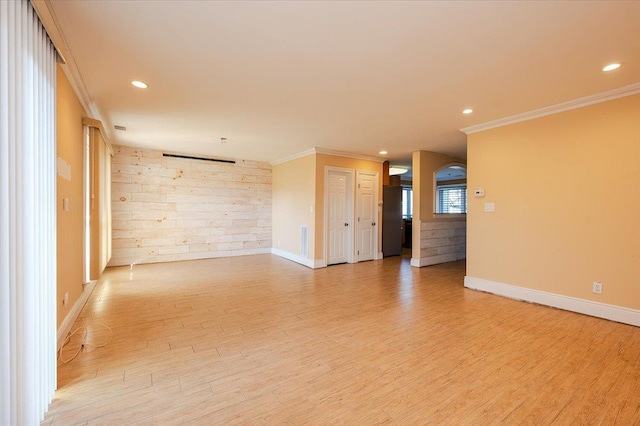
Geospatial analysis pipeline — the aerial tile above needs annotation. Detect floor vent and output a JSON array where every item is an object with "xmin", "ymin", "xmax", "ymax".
[{"xmin": 300, "ymin": 225, "xmax": 309, "ymax": 258}]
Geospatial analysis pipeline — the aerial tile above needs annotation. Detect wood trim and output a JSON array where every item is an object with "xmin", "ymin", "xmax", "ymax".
[
  {"xmin": 315, "ymin": 147, "xmax": 386, "ymax": 163},
  {"xmin": 464, "ymin": 276, "xmax": 640, "ymax": 327},
  {"xmin": 382, "ymin": 161, "xmax": 390, "ymax": 186},
  {"xmin": 56, "ymin": 280, "xmax": 97, "ymax": 350},
  {"xmin": 411, "ymin": 254, "xmax": 463, "ymax": 267},
  {"xmin": 460, "ymin": 83, "xmax": 640, "ymax": 135},
  {"xmin": 355, "ymin": 170, "xmax": 380, "ymax": 262},
  {"xmin": 271, "ymin": 248, "xmax": 325, "ymax": 269},
  {"xmin": 82, "ymin": 117, "xmax": 114, "ymax": 155},
  {"xmin": 270, "ymin": 148, "xmax": 316, "ymax": 165},
  {"xmin": 324, "ymin": 166, "xmax": 356, "ymax": 266},
  {"xmin": 272, "ymin": 147, "xmax": 386, "ymax": 166}
]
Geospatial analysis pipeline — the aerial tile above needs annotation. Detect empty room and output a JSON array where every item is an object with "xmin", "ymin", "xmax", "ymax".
[{"xmin": 1, "ymin": 1, "xmax": 639, "ymax": 425}]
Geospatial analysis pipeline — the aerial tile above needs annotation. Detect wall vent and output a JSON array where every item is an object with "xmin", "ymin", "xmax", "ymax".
[
  {"xmin": 300, "ymin": 225, "xmax": 309, "ymax": 258},
  {"xmin": 163, "ymin": 153, "xmax": 235, "ymax": 164}
]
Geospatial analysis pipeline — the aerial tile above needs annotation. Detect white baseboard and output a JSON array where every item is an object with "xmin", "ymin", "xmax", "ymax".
[
  {"xmin": 464, "ymin": 276, "xmax": 640, "ymax": 327},
  {"xmin": 376, "ymin": 251, "xmax": 384, "ymax": 260},
  {"xmin": 314, "ymin": 258, "xmax": 327, "ymax": 268},
  {"xmin": 411, "ymin": 254, "xmax": 459, "ymax": 268},
  {"xmin": 57, "ymin": 280, "xmax": 98, "ymax": 350},
  {"xmin": 271, "ymin": 248, "xmax": 325, "ymax": 269}
]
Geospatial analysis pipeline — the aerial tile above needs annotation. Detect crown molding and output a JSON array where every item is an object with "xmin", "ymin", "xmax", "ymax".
[
  {"xmin": 461, "ymin": 82, "xmax": 640, "ymax": 135},
  {"xmin": 31, "ymin": 0, "xmax": 114, "ymax": 147},
  {"xmin": 314, "ymin": 147, "xmax": 386, "ymax": 163},
  {"xmin": 270, "ymin": 148, "xmax": 316, "ymax": 165},
  {"xmin": 271, "ymin": 147, "xmax": 386, "ymax": 166}
]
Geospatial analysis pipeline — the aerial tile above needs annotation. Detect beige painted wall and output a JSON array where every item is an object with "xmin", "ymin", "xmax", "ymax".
[
  {"xmin": 272, "ymin": 154, "xmax": 317, "ymax": 258},
  {"xmin": 467, "ymin": 94, "xmax": 640, "ymax": 310},
  {"xmin": 411, "ymin": 150, "xmax": 466, "ymax": 266},
  {"xmin": 56, "ymin": 65, "xmax": 85, "ymax": 327},
  {"xmin": 412, "ymin": 150, "xmax": 467, "ymax": 222},
  {"xmin": 314, "ymin": 154, "xmax": 383, "ymax": 261},
  {"xmin": 110, "ymin": 145, "xmax": 272, "ymax": 266}
]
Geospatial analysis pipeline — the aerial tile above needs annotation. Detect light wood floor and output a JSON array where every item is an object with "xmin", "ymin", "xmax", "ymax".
[{"xmin": 43, "ymin": 255, "xmax": 640, "ymax": 425}]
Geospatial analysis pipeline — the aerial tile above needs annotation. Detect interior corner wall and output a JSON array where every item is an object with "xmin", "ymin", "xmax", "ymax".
[
  {"xmin": 56, "ymin": 64, "xmax": 85, "ymax": 327},
  {"xmin": 314, "ymin": 154, "xmax": 384, "ymax": 263},
  {"xmin": 110, "ymin": 145, "xmax": 272, "ymax": 266},
  {"xmin": 467, "ymin": 94, "xmax": 640, "ymax": 311},
  {"xmin": 272, "ymin": 154, "xmax": 317, "ymax": 262},
  {"xmin": 411, "ymin": 150, "xmax": 467, "ymax": 267},
  {"xmin": 89, "ymin": 128, "xmax": 112, "ymax": 279},
  {"xmin": 89, "ymin": 127, "xmax": 100, "ymax": 280}
]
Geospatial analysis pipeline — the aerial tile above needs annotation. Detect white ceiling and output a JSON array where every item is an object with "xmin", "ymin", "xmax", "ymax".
[
  {"xmin": 436, "ymin": 166, "xmax": 467, "ymax": 182},
  {"xmin": 49, "ymin": 0, "xmax": 640, "ymax": 168}
]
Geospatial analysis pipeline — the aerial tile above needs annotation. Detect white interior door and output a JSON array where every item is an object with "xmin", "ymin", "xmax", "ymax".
[
  {"xmin": 327, "ymin": 170, "xmax": 351, "ymax": 265},
  {"xmin": 356, "ymin": 171, "xmax": 378, "ymax": 262}
]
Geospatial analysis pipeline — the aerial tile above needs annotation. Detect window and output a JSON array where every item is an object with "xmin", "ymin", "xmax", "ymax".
[
  {"xmin": 436, "ymin": 184, "xmax": 467, "ymax": 214},
  {"xmin": 402, "ymin": 187, "xmax": 413, "ymax": 219}
]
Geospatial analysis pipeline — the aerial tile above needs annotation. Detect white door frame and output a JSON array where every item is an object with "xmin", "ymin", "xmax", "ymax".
[
  {"xmin": 324, "ymin": 166, "xmax": 355, "ymax": 265},
  {"xmin": 356, "ymin": 170, "xmax": 379, "ymax": 262},
  {"xmin": 83, "ymin": 125, "xmax": 91, "ymax": 284}
]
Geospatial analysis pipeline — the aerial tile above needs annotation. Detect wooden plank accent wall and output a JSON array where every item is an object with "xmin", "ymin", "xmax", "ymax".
[
  {"xmin": 418, "ymin": 219, "xmax": 466, "ymax": 266},
  {"xmin": 110, "ymin": 145, "xmax": 272, "ymax": 266}
]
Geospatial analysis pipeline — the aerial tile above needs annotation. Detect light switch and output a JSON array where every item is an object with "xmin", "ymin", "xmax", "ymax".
[
  {"xmin": 484, "ymin": 202, "xmax": 495, "ymax": 212},
  {"xmin": 474, "ymin": 188, "xmax": 485, "ymax": 198},
  {"xmin": 63, "ymin": 198, "xmax": 70, "ymax": 211}
]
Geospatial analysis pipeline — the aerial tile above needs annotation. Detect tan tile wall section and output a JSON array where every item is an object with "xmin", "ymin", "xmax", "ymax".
[
  {"xmin": 419, "ymin": 220, "xmax": 466, "ymax": 265},
  {"xmin": 110, "ymin": 145, "xmax": 272, "ymax": 266}
]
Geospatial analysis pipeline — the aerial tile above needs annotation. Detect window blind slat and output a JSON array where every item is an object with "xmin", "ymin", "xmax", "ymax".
[{"xmin": 436, "ymin": 185, "xmax": 467, "ymax": 214}]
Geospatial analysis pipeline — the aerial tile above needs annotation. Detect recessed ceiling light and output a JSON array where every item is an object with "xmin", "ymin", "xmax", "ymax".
[
  {"xmin": 462, "ymin": 108, "xmax": 473, "ymax": 115},
  {"xmin": 602, "ymin": 63, "xmax": 620, "ymax": 72},
  {"xmin": 131, "ymin": 80, "xmax": 148, "ymax": 89},
  {"xmin": 389, "ymin": 167, "xmax": 408, "ymax": 176},
  {"xmin": 379, "ymin": 150, "xmax": 388, "ymax": 155}
]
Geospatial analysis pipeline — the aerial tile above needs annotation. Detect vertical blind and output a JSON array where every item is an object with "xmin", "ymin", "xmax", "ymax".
[{"xmin": 1, "ymin": 0, "xmax": 57, "ymax": 424}]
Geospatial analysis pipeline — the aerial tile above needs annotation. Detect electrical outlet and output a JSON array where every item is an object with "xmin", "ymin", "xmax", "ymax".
[
  {"xmin": 63, "ymin": 292, "xmax": 69, "ymax": 308},
  {"xmin": 592, "ymin": 282, "xmax": 603, "ymax": 294}
]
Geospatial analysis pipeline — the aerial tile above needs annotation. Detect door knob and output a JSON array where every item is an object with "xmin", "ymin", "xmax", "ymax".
[
  {"xmin": 372, "ymin": 222, "xmax": 376, "ymax": 226},
  {"xmin": 344, "ymin": 223, "xmax": 349, "ymax": 227}
]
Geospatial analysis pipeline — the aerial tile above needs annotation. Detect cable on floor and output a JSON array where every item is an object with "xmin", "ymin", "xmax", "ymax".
[{"xmin": 58, "ymin": 319, "xmax": 113, "ymax": 364}]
